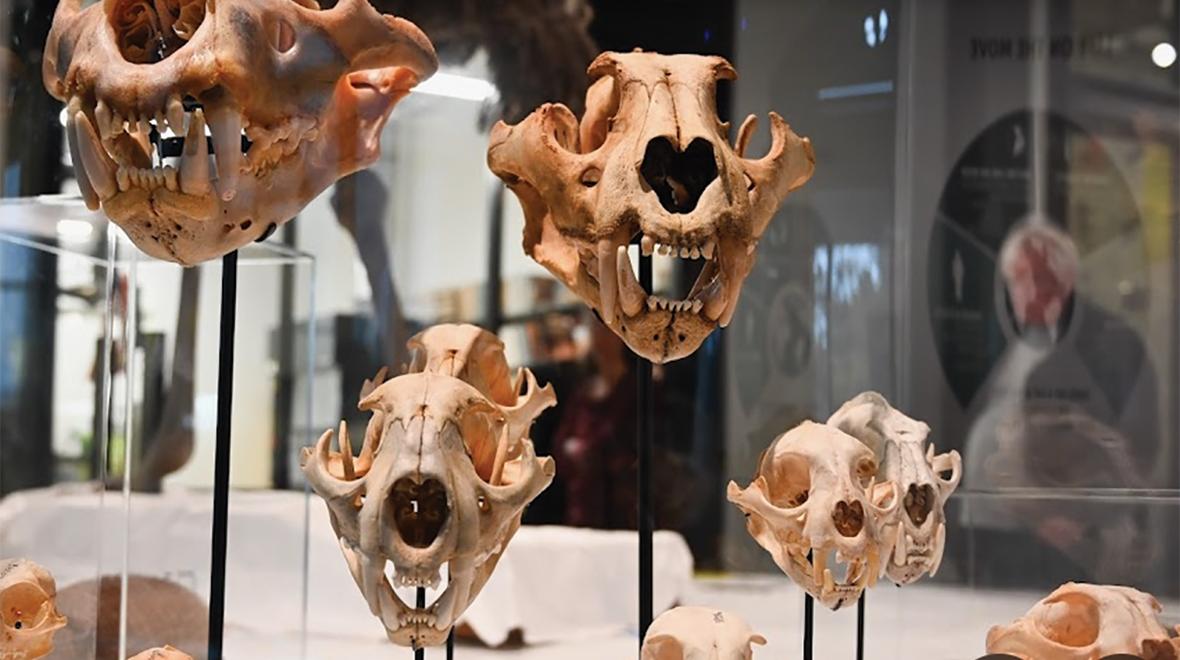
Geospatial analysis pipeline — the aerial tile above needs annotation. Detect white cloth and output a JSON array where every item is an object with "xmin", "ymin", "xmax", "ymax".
[{"xmin": 0, "ymin": 487, "xmax": 694, "ymax": 646}]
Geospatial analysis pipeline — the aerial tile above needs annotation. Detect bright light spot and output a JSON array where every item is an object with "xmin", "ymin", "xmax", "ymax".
[
  {"xmin": 1152, "ymin": 42, "xmax": 1176, "ymax": 68},
  {"xmin": 59, "ymin": 107, "xmax": 70, "ymax": 128},
  {"xmin": 56, "ymin": 219, "xmax": 94, "ymax": 242},
  {"xmin": 414, "ymin": 72, "xmax": 498, "ymax": 102}
]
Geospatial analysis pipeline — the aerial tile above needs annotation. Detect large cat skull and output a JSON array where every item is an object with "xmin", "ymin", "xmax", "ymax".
[
  {"xmin": 301, "ymin": 324, "xmax": 556, "ymax": 648},
  {"xmin": 826, "ymin": 392, "xmax": 961, "ymax": 585},
  {"xmin": 727, "ymin": 421, "xmax": 900, "ymax": 610},
  {"xmin": 43, "ymin": 0, "xmax": 437, "ymax": 265},
  {"xmin": 0, "ymin": 559, "xmax": 67, "ymax": 660},
  {"xmin": 987, "ymin": 583, "xmax": 1180, "ymax": 660},
  {"xmin": 488, "ymin": 51, "xmax": 814, "ymax": 363},
  {"xmin": 642, "ymin": 606, "xmax": 767, "ymax": 660}
]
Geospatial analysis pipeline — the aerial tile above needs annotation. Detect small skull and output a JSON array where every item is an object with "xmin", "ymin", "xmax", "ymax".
[
  {"xmin": 826, "ymin": 392, "xmax": 961, "ymax": 585},
  {"xmin": 126, "ymin": 646, "xmax": 193, "ymax": 660},
  {"xmin": 488, "ymin": 51, "xmax": 814, "ymax": 363},
  {"xmin": 43, "ymin": 0, "xmax": 438, "ymax": 265},
  {"xmin": 0, "ymin": 559, "xmax": 67, "ymax": 660},
  {"xmin": 727, "ymin": 421, "xmax": 900, "ymax": 610},
  {"xmin": 641, "ymin": 606, "xmax": 767, "ymax": 660},
  {"xmin": 301, "ymin": 324, "xmax": 556, "ymax": 648},
  {"xmin": 987, "ymin": 583, "xmax": 1180, "ymax": 660}
]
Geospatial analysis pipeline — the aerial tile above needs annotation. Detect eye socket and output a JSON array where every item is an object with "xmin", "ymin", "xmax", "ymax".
[
  {"xmin": 269, "ymin": 17, "xmax": 296, "ymax": 53},
  {"xmin": 1034, "ymin": 593, "xmax": 1100, "ymax": 647},
  {"xmin": 765, "ymin": 452, "xmax": 810, "ymax": 509}
]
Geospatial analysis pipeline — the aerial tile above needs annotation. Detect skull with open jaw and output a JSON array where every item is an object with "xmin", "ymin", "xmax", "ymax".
[
  {"xmin": 301, "ymin": 324, "xmax": 556, "ymax": 648},
  {"xmin": 0, "ymin": 559, "xmax": 67, "ymax": 660},
  {"xmin": 488, "ymin": 51, "xmax": 814, "ymax": 363},
  {"xmin": 826, "ymin": 392, "xmax": 961, "ymax": 585},
  {"xmin": 43, "ymin": 0, "xmax": 437, "ymax": 265},
  {"xmin": 727, "ymin": 421, "xmax": 900, "ymax": 610}
]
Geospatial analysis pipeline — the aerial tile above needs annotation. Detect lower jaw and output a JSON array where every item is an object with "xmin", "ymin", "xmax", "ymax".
[
  {"xmin": 387, "ymin": 621, "xmax": 451, "ymax": 649},
  {"xmin": 611, "ymin": 307, "xmax": 718, "ymax": 363}
]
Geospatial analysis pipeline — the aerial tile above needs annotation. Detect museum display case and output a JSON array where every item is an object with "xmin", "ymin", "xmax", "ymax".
[{"xmin": 2, "ymin": 0, "xmax": 1179, "ymax": 658}]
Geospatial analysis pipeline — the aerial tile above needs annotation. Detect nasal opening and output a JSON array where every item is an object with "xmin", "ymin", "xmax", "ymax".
[
  {"xmin": 639, "ymin": 137, "xmax": 718, "ymax": 214},
  {"xmin": 391, "ymin": 476, "xmax": 450, "ymax": 548},
  {"xmin": 833, "ymin": 500, "xmax": 865, "ymax": 538},
  {"xmin": 904, "ymin": 484, "xmax": 935, "ymax": 527}
]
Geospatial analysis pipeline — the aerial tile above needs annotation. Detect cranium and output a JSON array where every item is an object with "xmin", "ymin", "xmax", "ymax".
[
  {"xmin": 987, "ymin": 583, "xmax": 1180, "ymax": 660},
  {"xmin": 43, "ymin": 0, "xmax": 438, "ymax": 265},
  {"xmin": 487, "ymin": 51, "xmax": 814, "ymax": 363},
  {"xmin": 127, "ymin": 646, "xmax": 193, "ymax": 660},
  {"xmin": 826, "ymin": 391, "xmax": 961, "ymax": 585},
  {"xmin": 641, "ymin": 606, "xmax": 767, "ymax": 660},
  {"xmin": 301, "ymin": 324, "xmax": 557, "ymax": 648},
  {"xmin": 727, "ymin": 421, "xmax": 900, "ymax": 610},
  {"xmin": 0, "ymin": 559, "xmax": 67, "ymax": 660}
]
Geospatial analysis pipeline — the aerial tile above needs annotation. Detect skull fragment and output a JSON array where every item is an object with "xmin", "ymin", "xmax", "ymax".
[
  {"xmin": 826, "ymin": 391, "xmax": 961, "ymax": 585},
  {"xmin": 126, "ymin": 646, "xmax": 193, "ymax": 660},
  {"xmin": 488, "ymin": 51, "xmax": 814, "ymax": 363},
  {"xmin": 727, "ymin": 421, "xmax": 900, "ymax": 610},
  {"xmin": 43, "ymin": 0, "xmax": 438, "ymax": 265},
  {"xmin": 301, "ymin": 324, "xmax": 556, "ymax": 648},
  {"xmin": 642, "ymin": 606, "xmax": 767, "ymax": 660},
  {"xmin": 0, "ymin": 559, "xmax": 67, "ymax": 660},
  {"xmin": 987, "ymin": 583, "xmax": 1180, "ymax": 660}
]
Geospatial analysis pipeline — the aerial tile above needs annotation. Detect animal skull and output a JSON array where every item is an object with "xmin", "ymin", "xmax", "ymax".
[
  {"xmin": 727, "ymin": 421, "xmax": 900, "ymax": 610},
  {"xmin": 987, "ymin": 583, "xmax": 1180, "ymax": 660},
  {"xmin": 43, "ymin": 0, "xmax": 438, "ymax": 265},
  {"xmin": 826, "ymin": 391, "xmax": 961, "ymax": 585},
  {"xmin": 0, "ymin": 559, "xmax": 67, "ymax": 660},
  {"xmin": 126, "ymin": 646, "xmax": 193, "ymax": 660},
  {"xmin": 488, "ymin": 51, "xmax": 814, "ymax": 363},
  {"xmin": 641, "ymin": 606, "xmax": 767, "ymax": 660},
  {"xmin": 301, "ymin": 324, "xmax": 556, "ymax": 648}
]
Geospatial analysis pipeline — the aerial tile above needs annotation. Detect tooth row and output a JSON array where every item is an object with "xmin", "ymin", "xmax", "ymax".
[
  {"xmin": 96, "ymin": 95, "xmax": 191, "ymax": 142},
  {"xmin": 116, "ymin": 165, "xmax": 178, "ymax": 192},
  {"xmin": 645, "ymin": 297, "xmax": 703, "ymax": 313},
  {"xmin": 393, "ymin": 572, "xmax": 441, "ymax": 589},
  {"xmin": 639, "ymin": 234, "xmax": 716, "ymax": 260},
  {"xmin": 398, "ymin": 610, "xmax": 438, "ymax": 627},
  {"xmin": 245, "ymin": 116, "xmax": 319, "ymax": 172}
]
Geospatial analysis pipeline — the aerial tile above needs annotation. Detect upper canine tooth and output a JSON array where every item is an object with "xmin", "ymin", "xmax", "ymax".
[
  {"xmin": 180, "ymin": 108, "xmax": 212, "ymax": 196},
  {"xmin": 616, "ymin": 245, "xmax": 645, "ymax": 317},
  {"xmin": 65, "ymin": 98, "xmax": 99, "ymax": 209},
  {"xmin": 207, "ymin": 104, "xmax": 243, "ymax": 201},
  {"xmin": 597, "ymin": 239, "xmax": 618, "ymax": 325},
  {"xmin": 73, "ymin": 110, "xmax": 117, "ymax": 200},
  {"xmin": 641, "ymin": 235, "xmax": 655, "ymax": 256}
]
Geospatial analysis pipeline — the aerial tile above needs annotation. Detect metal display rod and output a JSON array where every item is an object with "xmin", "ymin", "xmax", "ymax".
[
  {"xmin": 207, "ymin": 250, "xmax": 238, "ymax": 660},
  {"xmin": 637, "ymin": 250, "xmax": 655, "ymax": 646}
]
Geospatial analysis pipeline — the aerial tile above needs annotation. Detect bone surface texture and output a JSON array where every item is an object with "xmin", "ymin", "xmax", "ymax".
[
  {"xmin": 0, "ymin": 559, "xmax": 67, "ymax": 660},
  {"xmin": 641, "ymin": 606, "xmax": 766, "ymax": 660}
]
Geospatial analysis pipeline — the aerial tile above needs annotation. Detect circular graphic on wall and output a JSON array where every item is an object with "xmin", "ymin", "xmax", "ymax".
[{"xmin": 927, "ymin": 109, "xmax": 1145, "ymax": 409}]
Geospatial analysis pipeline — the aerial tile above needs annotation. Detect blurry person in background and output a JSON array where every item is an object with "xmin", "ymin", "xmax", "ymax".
[{"xmin": 962, "ymin": 220, "xmax": 1163, "ymax": 587}]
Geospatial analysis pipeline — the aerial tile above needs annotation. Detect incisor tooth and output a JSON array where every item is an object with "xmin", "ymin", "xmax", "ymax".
[
  {"xmin": 690, "ymin": 247, "xmax": 700, "ymax": 259},
  {"xmin": 679, "ymin": 246, "xmax": 690, "ymax": 258}
]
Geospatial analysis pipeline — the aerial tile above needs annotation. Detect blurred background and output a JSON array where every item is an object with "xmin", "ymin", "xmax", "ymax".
[{"xmin": 1, "ymin": 0, "xmax": 1178, "ymax": 658}]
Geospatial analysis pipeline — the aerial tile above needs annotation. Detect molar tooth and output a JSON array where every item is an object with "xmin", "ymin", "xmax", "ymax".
[
  {"xmin": 641, "ymin": 235, "xmax": 655, "ymax": 256},
  {"xmin": 207, "ymin": 104, "xmax": 243, "ymax": 201},
  {"xmin": 597, "ymin": 239, "xmax": 618, "ymax": 325},
  {"xmin": 73, "ymin": 111, "xmax": 118, "ymax": 200},
  {"xmin": 180, "ymin": 108, "xmax": 212, "ymax": 196},
  {"xmin": 616, "ymin": 245, "xmax": 645, "ymax": 317}
]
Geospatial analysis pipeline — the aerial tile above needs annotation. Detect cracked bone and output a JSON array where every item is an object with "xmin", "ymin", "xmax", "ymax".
[{"xmin": 488, "ymin": 51, "xmax": 814, "ymax": 363}]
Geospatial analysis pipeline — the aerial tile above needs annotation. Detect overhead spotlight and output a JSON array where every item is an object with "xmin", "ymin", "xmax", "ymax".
[{"xmin": 1151, "ymin": 42, "xmax": 1176, "ymax": 68}]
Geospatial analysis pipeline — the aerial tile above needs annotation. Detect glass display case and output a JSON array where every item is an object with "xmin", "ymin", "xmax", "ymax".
[{"xmin": 2, "ymin": 0, "xmax": 1178, "ymax": 658}]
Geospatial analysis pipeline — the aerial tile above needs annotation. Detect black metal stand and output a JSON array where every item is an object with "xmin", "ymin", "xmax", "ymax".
[
  {"xmin": 803, "ymin": 550, "xmax": 814, "ymax": 660},
  {"xmin": 857, "ymin": 592, "xmax": 865, "ymax": 660},
  {"xmin": 207, "ymin": 250, "xmax": 238, "ymax": 660},
  {"xmin": 637, "ymin": 252, "xmax": 654, "ymax": 647},
  {"xmin": 415, "ymin": 588, "xmax": 426, "ymax": 660}
]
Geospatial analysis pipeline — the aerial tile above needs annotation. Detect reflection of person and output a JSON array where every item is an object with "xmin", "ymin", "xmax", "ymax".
[
  {"xmin": 963, "ymin": 222, "xmax": 1162, "ymax": 586},
  {"xmin": 552, "ymin": 316, "xmax": 638, "ymax": 528}
]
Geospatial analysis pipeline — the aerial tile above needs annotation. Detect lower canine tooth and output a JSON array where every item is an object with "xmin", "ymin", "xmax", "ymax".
[
  {"xmin": 74, "ymin": 111, "xmax": 118, "ymax": 199},
  {"xmin": 616, "ymin": 245, "xmax": 645, "ymax": 317}
]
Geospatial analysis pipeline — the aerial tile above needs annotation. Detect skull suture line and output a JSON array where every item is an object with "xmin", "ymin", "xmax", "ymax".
[
  {"xmin": 0, "ymin": 559, "xmax": 67, "ymax": 660},
  {"xmin": 488, "ymin": 51, "xmax": 815, "ymax": 363},
  {"xmin": 987, "ymin": 583, "xmax": 1180, "ymax": 660},
  {"xmin": 43, "ymin": 0, "xmax": 438, "ymax": 265},
  {"xmin": 727, "ymin": 421, "xmax": 900, "ymax": 610},
  {"xmin": 826, "ymin": 392, "xmax": 961, "ymax": 585},
  {"xmin": 301, "ymin": 324, "xmax": 556, "ymax": 648},
  {"xmin": 641, "ymin": 606, "xmax": 767, "ymax": 660}
]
